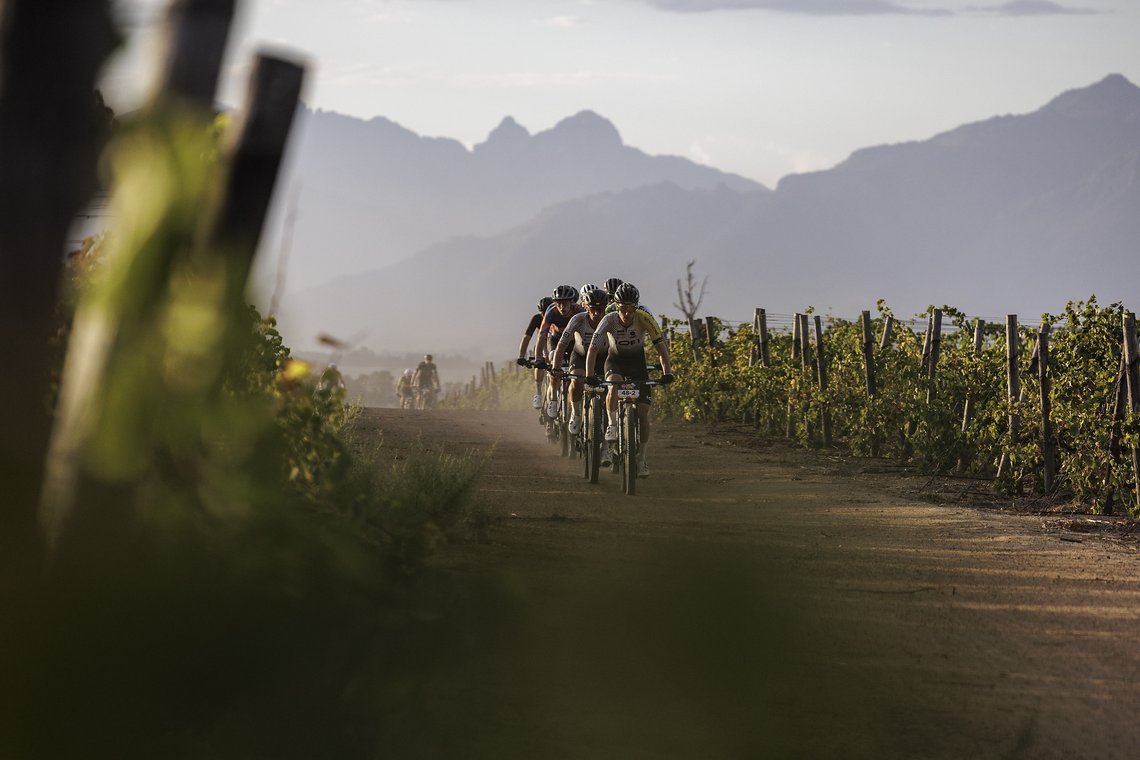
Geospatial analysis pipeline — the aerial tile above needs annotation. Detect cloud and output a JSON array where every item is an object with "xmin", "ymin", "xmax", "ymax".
[
  {"xmin": 642, "ymin": 0, "xmax": 951, "ymax": 15},
  {"xmin": 965, "ymin": 1, "xmax": 1099, "ymax": 14}
]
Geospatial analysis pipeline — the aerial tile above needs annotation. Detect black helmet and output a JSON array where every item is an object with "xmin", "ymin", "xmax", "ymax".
[
  {"xmin": 584, "ymin": 288, "xmax": 608, "ymax": 308},
  {"xmin": 537, "ymin": 296, "xmax": 553, "ymax": 313},
  {"xmin": 603, "ymin": 277, "xmax": 624, "ymax": 296},
  {"xmin": 614, "ymin": 282, "xmax": 640, "ymax": 305},
  {"xmin": 552, "ymin": 284, "xmax": 579, "ymax": 302}
]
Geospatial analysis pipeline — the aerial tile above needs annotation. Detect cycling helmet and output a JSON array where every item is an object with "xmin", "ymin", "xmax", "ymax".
[
  {"xmin": 537, "ymin": 296, "xmax": 553, "ymax": 313},
  {"xmin": 580, "ymin": 282, "xmax": 597, "ymax": 295},
  {"xmin": 584, "ymin": 288, "xmax": 608, "ymax": 308},
  {"xmin": 404, "ymin": 368, "xmax": 412, "ymax": 376},
  {"xmin": 603, "ymin": 277, "xmax": 624, "ymax": 296},
  {"xmin": 552, "ymin": 284, "xmax": 579, "ymax": 302},
  {"xmin": 614, "ymin": 282, "xmax": 640, "ymax": 305}
]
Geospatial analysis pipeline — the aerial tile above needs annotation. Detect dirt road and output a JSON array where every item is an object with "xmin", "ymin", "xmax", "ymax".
[{"xmin": 356, "ymin": 407, "xmax": 1140, "ymax": 760}]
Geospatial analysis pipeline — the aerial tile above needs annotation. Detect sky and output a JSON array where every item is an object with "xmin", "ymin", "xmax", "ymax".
[{"xmin": 102, "ymin": 0, "xmax": 1139, "ymax": 188}]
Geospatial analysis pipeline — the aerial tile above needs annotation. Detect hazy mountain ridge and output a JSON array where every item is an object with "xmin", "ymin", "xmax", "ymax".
[
  {"xmin": 277, "ymin": 74, "xmax": 1140, "ymax": 358},
  {"xmin": 258, "ymin": 108, "xmax": 766, "ymax": 297}
]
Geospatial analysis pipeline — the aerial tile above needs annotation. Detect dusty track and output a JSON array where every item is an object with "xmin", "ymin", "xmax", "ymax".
[{"xmin": 355, "ymin": 407, "xmax": 1140, "ymax": 760}]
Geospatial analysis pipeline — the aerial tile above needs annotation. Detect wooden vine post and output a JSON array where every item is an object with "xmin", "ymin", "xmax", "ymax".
[
  {"xmin": 957, "ymin": 318, "xmax": 985, "ymax": 473},
  {"xmin": 814, "ymin": 315, "xmax": 832, "ymax": 447},
  {"xmin": 1038, "ymin": 324, "xmax": 1056, "ymax": 492},
  {"xmin": 40, "ymin": 0, "xmax": 306, "ymax": 544},
  {"xmin": 688, "ymin": 318, "xmax": 703, "ymax": 362},
  {"xmin": 996, "ymin": 315, "xmax": 1021, "ymax": 483},
  {"xmin": 879, "ymin": 315, "xmax": 895, "ymax": 351},
  {"xmin": 800, "ymin": 313, "xmax": 814, "ymax": 445},
  {"xmin": 904, "ymin": 309, "xmax": 941, "ymax": 455},
  {"xmin": 0, "ymin": 0, "xmax": 119, "ymax": 574},
  {"xmin": 786, "ymin": 314, "xmax": 802, "ymax": 438},
  {"xmin": 860, "ymin": 310, "xmax": 880, "ymax": 456},
  {"xmin": 755, "ymin": 308, "xmax": 771, "ymax": 368},
  {"xmin": 1124, "ymin": 312, "xmax": 1140, "ymax": 507}
]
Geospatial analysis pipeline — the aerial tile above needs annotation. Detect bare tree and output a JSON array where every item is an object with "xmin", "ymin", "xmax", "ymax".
[{"xmin": 673, "ymin": 259, "xmax": 709, "ymax": 322}]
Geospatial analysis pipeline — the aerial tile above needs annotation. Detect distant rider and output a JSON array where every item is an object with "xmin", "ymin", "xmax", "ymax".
[{"xmin": 412, "ymin": 354, "xmax": 441, "ymax": 407}]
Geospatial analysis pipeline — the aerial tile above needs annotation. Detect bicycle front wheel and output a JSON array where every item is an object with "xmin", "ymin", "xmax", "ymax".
[{"xmin": 621, "ymin": 405, "xmax": 637, "ymax": 496}]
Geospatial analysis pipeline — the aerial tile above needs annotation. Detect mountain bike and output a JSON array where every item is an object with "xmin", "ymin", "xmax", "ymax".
[
  {"xmin": 554, "ymin": 367, "xmax": 582, "ymax": 458},
  {"xmin": 592, "ymin": 369, "xmax": 669, "ymax": 496},
  {"xmin": 582, "ymin": 383, "xmax": 607, "ymax": 483},
  {"xmin": 526, "ymin": 358, "xmax": 561, "ymax": 444}
]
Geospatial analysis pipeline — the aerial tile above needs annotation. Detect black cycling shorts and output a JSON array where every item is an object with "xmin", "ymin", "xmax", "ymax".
[{"xmin": 604, "ymin": 354, "xmax": 651, "ymax": 404}]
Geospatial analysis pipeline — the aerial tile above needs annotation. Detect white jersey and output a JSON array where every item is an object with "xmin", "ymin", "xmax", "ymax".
[{"xmin": 555, "ymin": 311, "xmax": 602, "ymax": 362}]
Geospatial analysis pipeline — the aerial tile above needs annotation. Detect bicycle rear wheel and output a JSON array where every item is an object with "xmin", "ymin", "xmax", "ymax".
[
  {"xmin": 621, "ymin": 405, "xmax": 637, "ymax": 495},
  {"xmin": 585, "ymin": 395, "xmax": 603, "ymax": 483}
]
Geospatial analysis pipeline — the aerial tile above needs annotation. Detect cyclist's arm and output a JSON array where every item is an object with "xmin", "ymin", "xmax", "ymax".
[
  {"xmin": 585, "ymin": 316, "xmax": 612, "ymax": 378},
  {"xmin": 518, "ymin": 313, "xmax": 542, "ymax": 359},
  {"xmin": 654, "ymin": 336, "xmax": 672, "ymax": 375}
]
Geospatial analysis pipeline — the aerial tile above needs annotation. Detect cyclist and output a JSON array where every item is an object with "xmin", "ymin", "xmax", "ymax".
[
  {"xmin": 602, "ymin": 277, "xmax": 624, "ymax": 303},
  {"xmin": 536, "ymin": 285, "xmax": 583, "ymax": 418},
  {"xmin": 396, "ymin": 368, "xmax": 414, "ymax": 408},
  {"xmin": 317, "ymin": 362, "xmax": 346, "ymax": 394},
  {"xmin": 518, "ymin": 296, "xmax": 554, "ymax": 409},
  {"xmin": 412, "ymin": 354, "xmax": 441, "ymax": 408},
  {"xmin": 585, "ymin": 282, "xmax": 673, "ymax": 478},
  {"xmin": 552, "ymin": 287, "xmax": 608, "ymax": 435}
]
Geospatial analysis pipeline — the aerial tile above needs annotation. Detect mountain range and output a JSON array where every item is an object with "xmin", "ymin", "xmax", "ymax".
[{"xmin": 266, "ymin": 74, "xmax": 1140, "ymax": 361}]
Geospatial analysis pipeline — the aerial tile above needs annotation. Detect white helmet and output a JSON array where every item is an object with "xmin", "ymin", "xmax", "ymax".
[{"xmin": 404, "ymin": 368, "xmax": 413, "ymax": 376}]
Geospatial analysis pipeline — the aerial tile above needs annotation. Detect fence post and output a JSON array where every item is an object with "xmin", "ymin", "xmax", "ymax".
[
  {"xmin": 757, "ymin": 308, "xmax": 771, "ymax": 367},
  {"xmin": 879, "ymin": 315, "xmax": 895, "ymax": 351},
  {"xmin": 1123, "ymin": 312, "xmax": 1140, "ymax": 507},
  {"xmin": 957, "ymin": 318, "xmax": 986, "ymax": 473},
  {"xmin": 1039, "ymin": 324, "xmax": 1056, "ymax": 493},
  {"xmin": 786, "ymin": 314, "xmax": 802, "ymax": 438},
  {"xmin": 688, "ymin": 318, "xmax": 703, "ymax": 362},
  {"xmin": 0, "ymin": 0, "xmax": 118, "ymax": 571},
  {"xmin": 861, "ymin": 311, "xmax": 877, "ymax": 398},
  {"xmin": 996, "ymin": 316, "xmax": 1021, "ymax": 484},
  {"xmin": 800, "ymin": 313, "xmax": 814, "ymax": 445},
  {"xmin": 814, "ymin": 315, "xmax": 832, "ymax": 447},
  {"xmin": 926, "ymin": 309, "xmax": 942, "ymax": 405}
]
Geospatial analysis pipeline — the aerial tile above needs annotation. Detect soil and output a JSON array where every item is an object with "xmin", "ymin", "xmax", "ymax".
[{"xmin": 354, "ymin": 407, "xmax": 1140, "ymax": 760}]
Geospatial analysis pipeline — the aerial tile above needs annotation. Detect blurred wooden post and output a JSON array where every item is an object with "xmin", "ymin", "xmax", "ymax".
[
  {"xmin": 199, "ymin": 54, "xmax": 306, "ymax": 289},
  {"xmin": 996, "ymin": 316, "xmax": 1021, "ymax": 483},
  {"xmin": 814, "ymin": 315, "xmax": 832, "ymax": 447},
  {"xmin": 0, "ymin": 0, "xmax": 118, "ymax": 572},
  {"xmin": 1123, "ymin": 312, "xmax": 1140, "ymax": 506},
  {"xmin": 42, "ymin": 49, "xmax": 306, "ymax": 544},
  {"xmin": 957, "ymin": 319, "xmax": 986, "ymax": 473},
  {"xmin": 1038, "ymin": 324, "xmax": 1056, "ymax": 493},
  {"xmin": 704, "ymin": 316, "xmax": 718, "ymax": 367}
]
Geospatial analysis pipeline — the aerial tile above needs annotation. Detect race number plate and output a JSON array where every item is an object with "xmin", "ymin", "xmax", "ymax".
[{"xmin": 616, "ymin": 388, "xmax": 640, "ymax": 399}]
